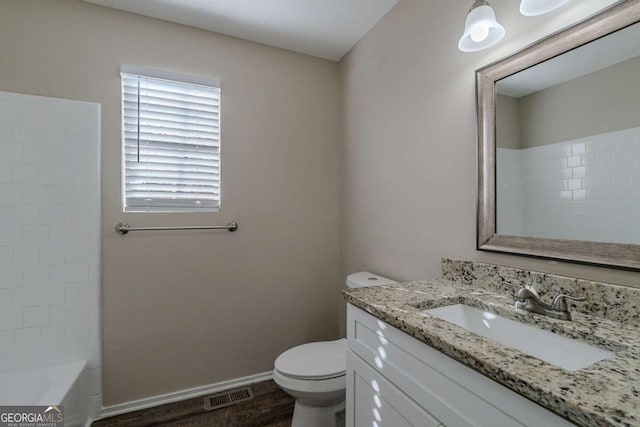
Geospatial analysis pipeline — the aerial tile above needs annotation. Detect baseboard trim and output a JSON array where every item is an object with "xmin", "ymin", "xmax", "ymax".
[{"xmin": 98, "ymin": 371, "xmax": 273, "ymax": 419}]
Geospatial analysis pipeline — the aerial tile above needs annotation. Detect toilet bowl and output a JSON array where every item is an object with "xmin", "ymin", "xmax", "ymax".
[{"xmin": 273, "ymin": 272, "xmax": 397, "ymax": 427}]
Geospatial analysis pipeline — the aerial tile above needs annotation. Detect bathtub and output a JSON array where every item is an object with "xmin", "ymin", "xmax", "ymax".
[{"xmin": 0, "ymin": 361, "xmax": 89, "ymax": 427}]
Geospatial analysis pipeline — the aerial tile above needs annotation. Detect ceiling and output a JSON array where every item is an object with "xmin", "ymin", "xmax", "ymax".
[{"xmin": 82, "ymin": 0, "xmax": 399, "ymax": 61}]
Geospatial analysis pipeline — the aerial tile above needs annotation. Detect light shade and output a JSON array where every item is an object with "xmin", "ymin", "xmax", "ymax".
[
  {"xmin": 458, "ymin": 1, "xmax": 505, "ymax": 52},
  {"xmin": 520, "ymin": 0, "xmax": 570, "ymax": 16}
]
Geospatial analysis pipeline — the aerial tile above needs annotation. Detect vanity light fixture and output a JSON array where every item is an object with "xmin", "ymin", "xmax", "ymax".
[
  {"xmin": 458, "ymin": 0, "xmax": 506, "ymax": 52},
  {"xmin": 459, "ymin": 0, "xmax": 572, "ymax": 52},
  {"xmin": 520, "ymin": 0, "xmax": 571, "ymax": 17}
]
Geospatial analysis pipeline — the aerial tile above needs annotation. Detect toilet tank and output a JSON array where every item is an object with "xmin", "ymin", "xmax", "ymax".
[{"xmin": 346, "ymin": 271, "xmax": 398, "ymax": 288}]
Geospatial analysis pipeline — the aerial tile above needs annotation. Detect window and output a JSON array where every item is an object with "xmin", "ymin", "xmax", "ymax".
[{"xmin": 121, "ymin": 72, "xmax": 221, "ymax": 212}]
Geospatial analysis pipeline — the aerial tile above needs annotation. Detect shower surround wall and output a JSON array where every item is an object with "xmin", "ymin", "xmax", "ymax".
[
  {"xmin": 0, "ymin": 91, "xmax": 101, "ymax": 414},
  {"xmin": 497, "ymin": 126, "xmax": 640, "ymax": 243}
]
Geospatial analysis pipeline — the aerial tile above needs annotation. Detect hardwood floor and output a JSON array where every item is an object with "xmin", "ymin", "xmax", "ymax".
[{"xmin": 92, "ymin": 380, "xmax": 294, "ymax": 427}]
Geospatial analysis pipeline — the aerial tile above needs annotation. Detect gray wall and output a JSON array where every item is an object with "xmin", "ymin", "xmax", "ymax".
[
  {"xmin": 519, "ymin": 56, "xmax": 640, "ymax": 147},
  {"xmin": 339, "ymin": 0, "xmax": 637, "ymax": 331},
  {"xmin": 496, "ymin": 95, "xmax": 522, "ymax": 149},
  {"xmin": 0, "ymin": 0, "xmax": 341, "ymax": 405}
]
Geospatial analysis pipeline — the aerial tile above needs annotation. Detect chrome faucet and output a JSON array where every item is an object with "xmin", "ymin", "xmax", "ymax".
[{"xmin": 513, "ymin": 286, "xmax": 585, "ymax": 321}]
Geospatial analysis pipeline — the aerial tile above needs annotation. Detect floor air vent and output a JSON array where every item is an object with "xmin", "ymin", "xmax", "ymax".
[{"xmin": 203, "ymin": 387, "xmax": 254, "ymax": 411}]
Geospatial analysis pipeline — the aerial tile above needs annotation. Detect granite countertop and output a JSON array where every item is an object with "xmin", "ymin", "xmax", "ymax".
[{"xmin": 342, "ymin": 278, "xmax": 640, "ymax": 427}]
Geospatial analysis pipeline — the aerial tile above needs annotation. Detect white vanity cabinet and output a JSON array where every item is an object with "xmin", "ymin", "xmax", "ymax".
[{"xmin": 346, "ymin": 304, "xmax": 576, "ymax": 427}]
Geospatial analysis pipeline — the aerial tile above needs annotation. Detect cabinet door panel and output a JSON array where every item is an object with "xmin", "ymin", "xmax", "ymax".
[{"xmin": 348, "ymin": 350, "xmax": 442, "ymax": 427}]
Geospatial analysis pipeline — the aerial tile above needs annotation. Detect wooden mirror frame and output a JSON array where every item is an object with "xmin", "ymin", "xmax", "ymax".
[{"xmin": 477, "ymin": 0, "xmax": 640, "ymax": 270}]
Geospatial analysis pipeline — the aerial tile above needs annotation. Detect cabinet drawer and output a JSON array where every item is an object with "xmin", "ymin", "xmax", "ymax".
[
  {"xmin": 347, "ymin": 350, "xmax": 443, "ymax": 427},
  {"xmin": 347, "ymin": 304, "xmax": 575, "ymax": 427}
]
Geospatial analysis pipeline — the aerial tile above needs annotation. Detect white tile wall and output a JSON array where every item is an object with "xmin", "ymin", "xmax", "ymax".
[
  {"xmin": 0, "ymin": 91, "xmax": 101, "ymax": 413},
  {"xmin": 497, "ymin": 126, "xmax": 640, "ymax": 244}
]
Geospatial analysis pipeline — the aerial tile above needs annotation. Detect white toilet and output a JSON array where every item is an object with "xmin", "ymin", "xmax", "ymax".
[{"xmin": 273, "ymin": 271, "xmax": 398, "ymax": 427}]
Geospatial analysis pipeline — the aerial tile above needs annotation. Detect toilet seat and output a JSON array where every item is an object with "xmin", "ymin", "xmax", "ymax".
[
  {"xmin": 273, "ymin": 368, "xmax": 346, "ymax": 395},
  {"xmin": 274, "ymin": 338, "xmax": 346, "ymax": 380}
]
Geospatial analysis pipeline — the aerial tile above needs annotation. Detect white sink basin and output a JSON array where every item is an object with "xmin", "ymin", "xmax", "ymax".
[{"xmin": 424, "ymin": 304, "xmax": 613, "ymax": 371}]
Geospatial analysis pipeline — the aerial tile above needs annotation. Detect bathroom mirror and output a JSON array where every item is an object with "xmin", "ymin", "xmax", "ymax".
[{"xmin": 477, "ymin": 1, "xmax": 640, "ymax": 270}]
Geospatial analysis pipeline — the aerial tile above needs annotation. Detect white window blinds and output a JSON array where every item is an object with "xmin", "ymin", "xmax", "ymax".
[{"xmin": 121, "ymin": 72, "xmax": 221, "ymax": 212}]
